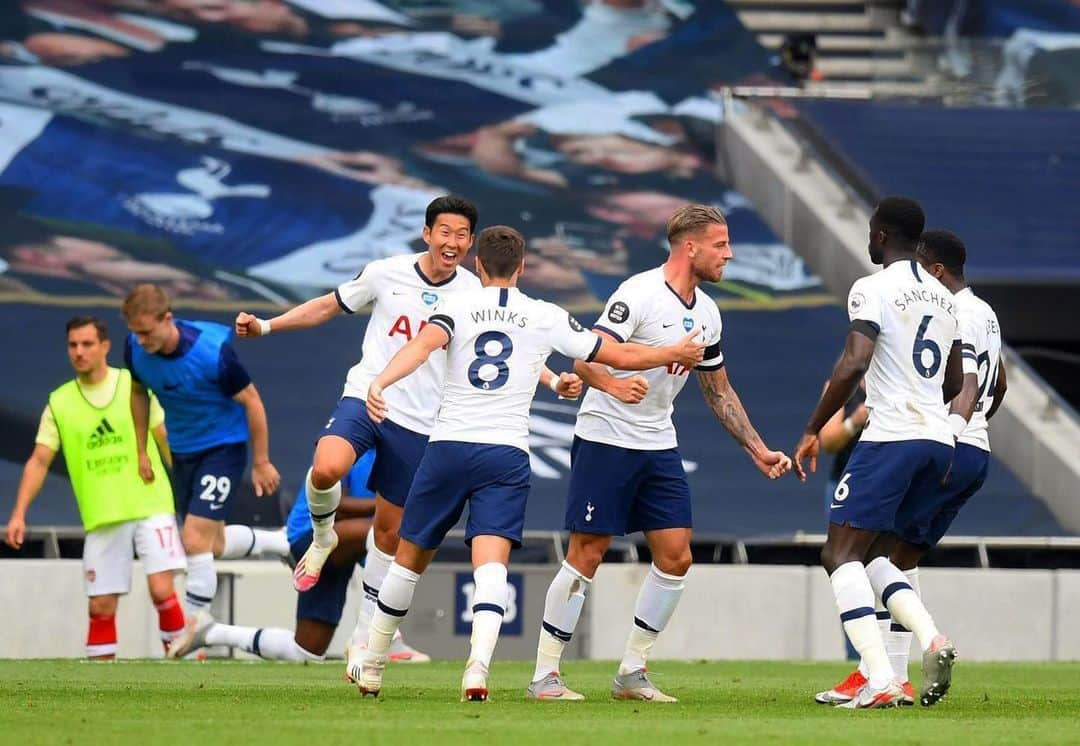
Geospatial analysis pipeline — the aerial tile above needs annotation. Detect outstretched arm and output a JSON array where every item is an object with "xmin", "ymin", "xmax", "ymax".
[
  {"xmin": 591, "ymin": 330, "xmax": 704, "ymax": 371},
  {"xmin": 236, "ymin": 293, "xmax": 342, "ymax": 337},
  {"xmin": 571, "ymin": 330, "xmax": 649, "ymax": 404},
  {"xmin": 697, "ymin": 367, "xmax": 791, "ymax": 479},
  {"xmin": 793, "ymin": 328, "xmax": 874, "ymax": 481},
  {"xmin": 367, "ymin": 324, "xmax": 451, "ymax": 423}
]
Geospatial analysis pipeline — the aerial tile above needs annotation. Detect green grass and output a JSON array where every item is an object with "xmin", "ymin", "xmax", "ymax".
[{"xmin": 3, "ymin": 660, "xmax": 1079, "ymax": 745}]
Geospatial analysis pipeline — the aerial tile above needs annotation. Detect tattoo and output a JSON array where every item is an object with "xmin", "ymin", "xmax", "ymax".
[{"xmin": 696, "ymin": 371, "xmax": 761, "ymax": 450}]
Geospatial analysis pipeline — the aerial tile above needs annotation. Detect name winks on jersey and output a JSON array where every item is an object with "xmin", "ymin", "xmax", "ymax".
[{"xmin": 470, "ymin": 308, "xmax": 528, "ymax": 328}]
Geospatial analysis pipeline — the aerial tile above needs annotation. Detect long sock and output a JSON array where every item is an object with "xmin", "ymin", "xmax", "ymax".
[
  {"xmin": 857, "ymin": 599, "xmax": 892, "ymax": 678},
  {"xmin": 469, "ymin": 562, "xmax": 508, "ymax": 669},
  {"xmin": 352, "ymin": 543, "xmax": 395, "ymax": 647},
  {"xmin": 618, "ymin": 564, "xmax": 686, "ymax": 675},
  {"xmin": 155, "ymin": 593, "xmax": 186, "ymax": 648},
  {"xmin": 367, "ymin": 562, "xmax": 419, "ymax": 655},
  {"xmin": 184, "ymin": 552, "xmax": 217, "ymax": 616},
  {"xmin": 866, "ymin": 557, "xmax": 939, "ymax": 652},
  {"xmin": 830, "ymin": 561, "xmax": 892, "ymax": 688},
  {"xmin": 886, "ymin": 568, "xmax": 919, "ymax": 681},
  {"xmin": 205, "ymin": 624, "xmax": 323, "ymax": 661},
  {"xmin": 534, "ymin": 561, "xmax": 592, "ymax": 681},
  {"xmin": 87, "ymin": 613, "xmax": 117, "ymax": 659},
  {"xmin": 306, "ymin": 468, "xmax": 341, "ymax": 549},
  {"xmin": 219, "ymin": 525, "xmax": 290, "ymax": 559}
]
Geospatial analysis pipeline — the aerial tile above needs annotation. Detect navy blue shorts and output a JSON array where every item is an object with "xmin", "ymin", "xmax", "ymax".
[
  {"xmin": 894, "ymin": 443, "xmax": 990, "ymax": 549},
  {"xmin": 829, "ymin": 439, "xmax": 954, "ymax": 533},
  {"xmin": 399, "ymin": 442, "xmax": 531, "ymax": 550},
  {"xmin": 320, "ymin": 397, "xmax": 428, "ymax": 507},
  {"xmin": 171, "ymin": 442, "xmax": 247, "ymax": 521},
  {"xmin": 564, "ymin": 437, "xmax": 692, "ymax": 536},
  {"xmin": 290, "ymin": 533, "xmax": 353, "ymax": 626}
]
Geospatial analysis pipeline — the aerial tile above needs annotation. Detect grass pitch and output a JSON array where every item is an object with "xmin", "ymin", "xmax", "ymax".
[{"xmin": 3, "ymin": 660, "xmax": 1079, "ymax": 745}]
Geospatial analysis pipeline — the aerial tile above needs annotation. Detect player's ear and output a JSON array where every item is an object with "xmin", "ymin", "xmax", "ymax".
[
  {"xmin": 422, "ymin": 224, "xmax": 432, "ymax": 244},
  {"xmin": 475, "ymin": 256, "xmax": 486, "ymax": 282}
]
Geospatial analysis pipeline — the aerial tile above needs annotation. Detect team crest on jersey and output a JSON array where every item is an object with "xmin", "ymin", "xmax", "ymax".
[
  {"xmin": 421, "ymin": 291, "xmax": 438, "ymax": 306},
  {"xmin": 683, "ymin": 317, "xmax": 694, "ymax": 332},
  {"xmin": 568, "ymin": 315, "xmax": 584, "ymax": 332},
  {"xmin": 849, "ymin": 292, "xmax": 866, "ymax": 314},
  {"xmin": 608, "ymin": 301, "xmax": 630, "ymax": 323}
]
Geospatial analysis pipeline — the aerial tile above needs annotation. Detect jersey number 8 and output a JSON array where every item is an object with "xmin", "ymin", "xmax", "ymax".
[{"xmin": 468, "ymin": 331, "xmax": 514, "ymax": 391}]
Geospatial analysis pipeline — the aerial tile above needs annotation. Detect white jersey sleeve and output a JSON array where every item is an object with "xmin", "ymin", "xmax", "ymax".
[
  {"xmin": 847, "ymin": 275, "xmax": 884, "ymax": 332},
  {"xmin": 955, "ymin": 288, "xmax": 1002, "ymax": 451},
  {"xmin": 550, "ymin": 309, "xmax": 603, "ymax": 362},
  {"xmin": 335, "ymin": 261, "xmax": 380, "ymax": 313},
  {"xmin": 593, "ymin": 282, "xmax": 641, "ymax": 343},
  {"xmin": 956, "ymin": 304, "xmax": 981, "ymax": 377}
]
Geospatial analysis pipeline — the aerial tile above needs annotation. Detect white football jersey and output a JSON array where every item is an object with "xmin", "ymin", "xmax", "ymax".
[
  {"xmin": 336, "ymin": 254, "xmax": 480, "ymax": 435},
  {"xmin": 848, "ymin": 259, "xmax": 961, "ymax": 446},
  {"xmin": 426, "ymin": 286, "xmax": 602, "ymax": 453},
  {"xmin": 575, "ymin": 266, "xmax": 724, "ymax": 451},
  {"xmin": 954, "ymin": 287, "xmax": 1002, "ymax": 452}
]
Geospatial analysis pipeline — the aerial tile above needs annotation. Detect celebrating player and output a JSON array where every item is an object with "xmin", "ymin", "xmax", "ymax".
[
  {"xmin": 124, "ymin": 284, "xmax": 281, "ymax": 648},
  {"xmin": 793, "ymin": 198, "xmax": 978, "ymax": 709},
  {"xmin": 347, "ymin": 225, "xmax": 705, "ymax": 701},
  {"xmin": 5, "ymin": 316, "xmax": 185, "ymax": 658},
  {"xmin": 815, "ymin": 228, "xmax": 1005, "ymax": 706},
  {"xmin": 527, "ymin": 204, "xmax": 791, "ymax": 703}
]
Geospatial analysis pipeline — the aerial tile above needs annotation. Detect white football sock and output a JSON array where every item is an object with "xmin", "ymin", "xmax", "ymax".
[
  {"xmin": 830, "ymin": 561, "xmax": 892, "ymax": 689},
  {"xmin": 618, "ymin": 564, "xmax": 686, "ymax": 675},
  {"xmin": 885, "ymin": 568, "xmax": 919, "ymax": 680},
  {"xmin": 352, "ymin": 543, "xmax": 395, "ymax": 647},
  {"xmin": 866, "ymin": 557, "xmax": 939, "ymax": 652},
  {"xmin": 184, "ymin": 552, "xmax": 217, "ymax": 616},
  {"xmin": 857, "ymin": 598, "xmax": 891, "ymax": 678},
  {"xmin": 205, "ymin": 624, "xmax": 322, "ymax": 661},
  {"xmin": 305, "ymin": 468, "xmax": 341, "ymax": 549},
  {"xmin": 468, "ymin": 562, "xmax": 508, "ymax": 669},
  {"xmin": 219, "ymin": 525, "xmax": 290, "ymax": 559},
  {"xmin": 367, "ymin": 562, "xmax": 419, "ymax": 655},
  {"xmin": 534, "ymin": 561, "xmax": 591, "ymax": 681}
]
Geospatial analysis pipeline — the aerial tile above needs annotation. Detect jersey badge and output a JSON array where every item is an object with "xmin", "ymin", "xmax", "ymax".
[{"xmin": 421, "ymin": 291, "xmax": 438, "ymax": 306}]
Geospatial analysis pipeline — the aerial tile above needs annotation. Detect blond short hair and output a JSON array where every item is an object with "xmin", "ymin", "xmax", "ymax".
[
  {"xmin": 666, "ymin": 204, "xmax": 727, "ymax": 246},
  {"xmin": 122, "ymin": 284, "xmax": 171, "ymax": 320}
]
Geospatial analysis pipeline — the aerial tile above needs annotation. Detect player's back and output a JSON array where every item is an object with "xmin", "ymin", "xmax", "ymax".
[
  {"xmin": 428, "ymin": 286, "xmax": 600, "ymax": 453},
  {"xmin": 848, "ymin": 259, "xmax": 959, "ymax": 446},
  {"xmin": 954, "ymin": 288, "xmax": 1002, "ymax": 451}
]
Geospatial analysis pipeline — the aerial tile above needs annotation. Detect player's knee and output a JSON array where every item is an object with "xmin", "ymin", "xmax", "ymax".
[
  {"xmin": 654, "ymin": 549, "xmax": 692, "ymax": 577},
  {"xmin": 374, "ymin": 522, "xmax": 399, "ymax": 554},
  {"xmin": 566, "ymin": 539, "xmax": 606, "ymax": 578},
  {"xmin": 310, "ymin": 456, "xmax": 348, "ymax": 491},
  {"xmin": 88, "ymin": 595, "xmax": 118, "ymax": 617}
]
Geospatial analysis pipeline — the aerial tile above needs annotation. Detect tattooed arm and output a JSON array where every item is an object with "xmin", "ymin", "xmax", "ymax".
[{"xmin": 696, "ymin": 366, "xmax": 792, "ymax": 480}]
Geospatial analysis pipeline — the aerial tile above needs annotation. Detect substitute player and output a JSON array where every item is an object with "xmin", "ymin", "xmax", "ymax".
[
  {"xmin": 528, "ymin": 204, "xmax": 792, "ymax": 703},
  {"xmin": 793, "ymin": 198, "xmax": 978, "ymax": 709},
  {"xmin": 348, "ymin": 225, "xmax": 706, "ymax": 701},
  {"xmin": 815, "ymin": 228, "xmax": 1006, "ymax": 706},
  {"xmin": 124, "ymin": 285, "xmax": 281, "ymax": 644},
  {"xmin": 4, "ymin": 316, "xmax": 185, "ymax": 658}
]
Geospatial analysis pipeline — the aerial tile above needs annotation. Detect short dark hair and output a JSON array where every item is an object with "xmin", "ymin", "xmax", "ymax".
[
  {"xmin": 875, "ymin": 196, "xmax": 925, "ymax": 243},
  {"xmin": 425, "ymin": 195, "xmax": 478, "ymax": 233},
  {"xmin": 66, "ymin": 315, "xmax": 108, "ymax": 342},
  {"xmin": 477, "ymin": 225, "xmax": 525, "ymax": 279},
  {"xmin": 918, "ymin": 229, "xmax": 966, "ymax": 277}
]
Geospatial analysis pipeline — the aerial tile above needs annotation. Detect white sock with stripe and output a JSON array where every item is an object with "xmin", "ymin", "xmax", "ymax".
[
  {"xmin": 468, "ymin": 562, "xmax": 508, "ymax": 669},
  {"xmin": 618, "ymin": 564, "xmax": 686, "ymax": 675},
  {"xmin": 219, "ymin": 525, "xmax": 290, "ymax": 559},
  {"xmin": 305, "ymin": 468, "xmax": 341, "ymax": 549},
  {"xmin": 352, "ymin": 540, "xmax": 395, "ymax": 648},
  {"xmin": 184, "ymin": 552, "xmax": 217, "ymax": 616},
  {"xmin": 205, "ymin": 624, "xmax": 322, "ymax": 661},
  {"xmin": 367, "ymin": 562, "xmax": 419, "ymax": 655},
  {"xmin": 534, "ymin": 561, "xmax": 592, "ymax": 682},
  {"xmin": 866, "ymin": 557, "xmax": 939, "ymax": 652},
  {"xmin": 830, "ymin": 561, "xmax": 892, "ymax": 689}
]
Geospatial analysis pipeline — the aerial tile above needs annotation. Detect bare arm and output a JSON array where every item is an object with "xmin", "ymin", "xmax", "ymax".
[
  {"xmin": 233, "ymin": 383, "xmax": 280, "ymax": 497},
  {"xmin": 5, "ymin": 444, "xmax": 56, "ymax": 549},
  {"xmin": 697, "ymin": 367, "xmax": 791, "ymax": 480},
  {"xmin": 942, "ymin": 341, "xmax": 964, "ymax": 403},
  {"xmin": 591, "ymin": 330, "xmax": 703, "ymax": 371},
  {"xmin": 367, "ymin": 324, "xmax": 451, "ymax": 423},
  {"xmin": 235, "ymin": 293, "xmax": 342, "ymax": 338},
  {"xmin": 130, "ymin": 380, "xmax": 154, "ymax": 484},
  {"xmin": 151, "ymin": 423, "xmax": 172, "ymax": 469},
  {"xmin": 571, "ymin": 330, "xmax": 649, "ymax": 404},
  {"xmin": 949, "ymin": 373, "xmax": 979, "ymax": 420},
  {"xmin": 818, "ymin": 378, "xmax": 868, "ymax": 454},
  {"xmin": 539, "ymin": 365, "xmax": 582, "ymax": 400},
  {"xmin": 987, "ymin": 359, "xmax": 1008, "ymax": 419},
  {"xmin": 793, "ymin": 328, "xmax": 874, "ymax": 480}
]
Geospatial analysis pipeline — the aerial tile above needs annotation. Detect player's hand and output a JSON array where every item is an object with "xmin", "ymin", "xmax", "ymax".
[
  {"xmin": 792, "ymin": 433, "xmax": 819, "ymax": 482},
  {"xmin": 851, "ymin": 403, "xmax": 869, "ymax": 430},
  {"xmin": 367, "ymin": 384, "xmax": 388, "ymax": 424},
  {"xmin": 752, "ymin": 448, "xmax": 792, "ymax": 480},
  {"xmin": 555, "ymin": 372, "xmax": 583, "ymax": 400},
  {"xmin": 137, "ymin": 451, "xmax": 155, "ymax": 484},
  {"xmin": 251, "ymin": 460, "xmax": 281, "ymax": 498},
  {"xmin": 611, "ymin": 374, "xmax": 649, "ymax": 404},
  {"xmin": 4, "ymin": 515, "xmax": 26, "ymax": 549},
  {"xmin": 235, "ymin": 312, "xmax": 264, "ymax": 338},
  {"xmin": 670, "ymin": 330, "xmax": 706, "ymax": 369}
]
